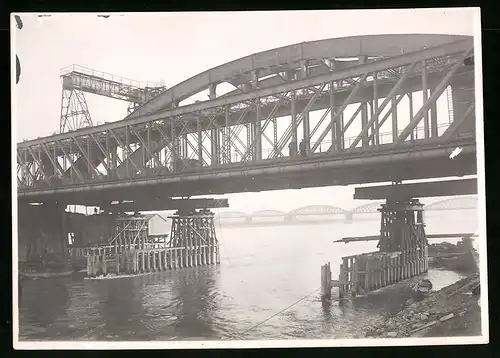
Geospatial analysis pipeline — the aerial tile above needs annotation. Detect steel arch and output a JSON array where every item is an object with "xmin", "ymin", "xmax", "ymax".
[{"xmin": 128, "ymin": 34, "xmax": 469, "ymax": 118}]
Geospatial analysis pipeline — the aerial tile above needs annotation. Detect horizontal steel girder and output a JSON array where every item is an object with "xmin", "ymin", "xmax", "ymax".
[
  {"xmin": 18, "ymin": 38, "xmax": 473, "ymax": 149},
  {"xmin": 100, "ymin": 198, "xmax": 229, "ymax": 212},
  {"xmin": 353, "ymin": 178, "xmax": 478, "ymax": 200},
  {"xmin": 18, "ymin": 138, "xmax": 476, "ymax": 204}
]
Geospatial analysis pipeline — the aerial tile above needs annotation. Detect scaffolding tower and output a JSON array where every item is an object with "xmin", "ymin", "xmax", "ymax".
[{"xmin": 59, "ymin": 65, "xmax": 166, "ymax": 133}]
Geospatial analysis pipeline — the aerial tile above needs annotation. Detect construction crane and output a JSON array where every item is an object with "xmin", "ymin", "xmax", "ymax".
[{"xmin": 59, "ymin": 65, "xmax": 166, "ymax": 133}]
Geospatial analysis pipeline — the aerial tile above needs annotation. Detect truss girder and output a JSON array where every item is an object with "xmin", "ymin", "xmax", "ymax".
[{"xmin": 17, "ymin": 39, "xmax": 475, "ymax": 191}]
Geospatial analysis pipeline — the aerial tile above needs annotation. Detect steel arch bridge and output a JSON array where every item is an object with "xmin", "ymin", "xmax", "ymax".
[
  {"xmin": 251, "ymin": 209, "xmax": 287, "ymax": 217},
  {"xmin": 288, "ymin": 205, "xmax": 347, "ymax": 216},
  {"xmin": 17, "ymin": 34, "xmax": 477, "ymax": 208},
  {"xmin": 350, "ymin": 201, "xmax": 386, "ymax": 214},
  {"xmin": 217, "ymin": 211, "xmax": 248, "ymax": 219},
  {"xmin": 426, "ymin": 195, "xmax": 478, "ymax": 210}
]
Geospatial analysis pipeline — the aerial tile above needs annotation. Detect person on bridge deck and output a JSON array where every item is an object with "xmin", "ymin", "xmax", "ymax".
[
  {"xmin": 299, "ymin": 139, "xmax": 307, "ymax": 158},
  {"xmin": 289, "ymin": 140, "xmax": 297, "ymax": 158}
]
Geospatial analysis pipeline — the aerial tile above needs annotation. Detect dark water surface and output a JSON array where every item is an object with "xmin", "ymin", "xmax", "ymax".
[{"xmin": 18, "ymin": 210, "xmax": 477, "ymax": 341}]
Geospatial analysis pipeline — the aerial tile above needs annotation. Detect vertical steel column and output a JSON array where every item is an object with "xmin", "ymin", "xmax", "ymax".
[
  {"xmin": 246, "ymin": 123, "xmax": 253, "ymax": 160},
  {"xmin": 272, "ymin": 117, "xmax": 278, "ymax": 156},
  {"xmin": 361, "ymin": 102, "xmax": 368, "ymax": 148},
  {"xmin": 301, "ymin": 60, "xmax": 310, "ymax": 153},
  {"xmin": 208, "ymin": 84, "xmax": 219, "ymax": 165},
  {"xmin": 69, "ymin": 142, "xmax": 73, "ymax": 183},
  {"xmin": 251, "ymin": 70, "xmax": 261, "ymax": 161},
  {"xmin": 430, "ymin": 86, "xmax": 438, "ymax": 137},
  {"xmin": 182, "ymin": 134, "xmax": 188, "ymax": 160},
  {"xmin": 171, "ymin": 118, "xmax": 177, "ymax": 171},
  {"xmin": 225, "ymin": 106, "xmax": 231, "ymax": 163},
  {"xmin": 289, "ymin": 71, "xmax": 298, "ymax": 149},
  {"xmin": 53, "ymin": 145, "xmax": 57, "ymax": 178},
  {"xmin": 392, "ymin": 97, "xmax": 398, "ymax": 143},
  {"xmin": 197, "ymin": 114, "xmax": 203, "ymax": 164},
  {"xmin": 87, "ymin": 139, "xmax": 92, "ymax": 178},
  {"xmin": 105, "ymin": 133, "xmax": 110, "ymax": 177},
  {"xmin": 329, "ymin": 82, "xmax": 336, "ymax": 150},
  {"xmin": 147, "ymin": 125, "xmax": 152, "ymax": 169},
  {"xmin": 373, "ymin": 73, "xmax": 379, "ymax": 146},
  {"xmin": 209, "ymin": 84, "xmax": 217, "ymax": 100},
  {"xmin": 125, "ymin": 127, "xmax": 130, "ymax": 176},
  {"xmin": 422, "ymin": 60, "xmax": 430, "ymax": 139},
  {"xmin": 38, "ymin": 147, "xmax": 44, "ymax": 181},
  {"xmin": 337, "ymin": 112, "xmax": 344, "ymax": 151},
  {"xmin": 408, "ymin": 92, "xmax": 415, "ymax": 140},
  {"xmin": 255, "ymin": 97, "xmax": 262, "ymax": 160},
  {"xmin": 211, "ymin": 128, "xmax": 219, "ymax": 165}
]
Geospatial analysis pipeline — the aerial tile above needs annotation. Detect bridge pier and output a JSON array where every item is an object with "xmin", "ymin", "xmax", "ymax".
[
  {"xmin": 337, "ymin": 198, "xmax": 428, "ymax": 298},
  {"xmin": 169, "ymin": 209, "xmax": 220, "ymax": 267},
  {"xmin": 18, "ymin": 203, "xmax": 71, "ymax": 275}
]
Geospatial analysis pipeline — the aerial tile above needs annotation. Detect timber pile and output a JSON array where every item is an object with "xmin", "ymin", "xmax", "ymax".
[{"xmin": 365, "ymin": 273, "xmax": 481, "ymax": 338}]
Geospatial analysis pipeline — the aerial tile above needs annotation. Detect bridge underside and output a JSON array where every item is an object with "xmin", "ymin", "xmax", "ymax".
[
  {"xmin": 18, "ymin": 142, "xmax": 476, "ymax": 208},
  {"xmin": 354, "ymin": 178, "xmax": 478, "ymax": 200}
]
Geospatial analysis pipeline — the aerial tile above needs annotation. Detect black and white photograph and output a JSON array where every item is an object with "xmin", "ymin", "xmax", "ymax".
[{"xmin": 12, "ymin": 8, "xmax": 488, "ymax": 349}]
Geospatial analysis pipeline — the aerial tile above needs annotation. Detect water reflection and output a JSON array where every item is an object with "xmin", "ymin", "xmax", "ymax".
[
  {"xmin": 93, "ymin": 276, "xmax": 147, "ymax": 340},
  {"xmin": 170, "ymin": 266, "xmax": 220, "ymax": 340},
  {"xmin": 18, "ymin": 211, "xmax": 476, "ymax": 341},
  {"xmin": 19, "ymin": 277, "xmax": 71, "ymax": 338}
]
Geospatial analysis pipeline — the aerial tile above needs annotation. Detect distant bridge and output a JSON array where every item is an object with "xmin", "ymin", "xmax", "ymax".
[{"xmin": 215, "ymin": 195, "xmax": 478, "ymax": 224}]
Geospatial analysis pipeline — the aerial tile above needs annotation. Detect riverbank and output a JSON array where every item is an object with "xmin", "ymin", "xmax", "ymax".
[{"xmin": 364, "ymin": 273, "xmax": 481, "ymax": 338}]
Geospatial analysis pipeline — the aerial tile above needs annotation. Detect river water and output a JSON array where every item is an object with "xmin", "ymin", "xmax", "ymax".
[{"xmin": 17, "ymin": 210, "xmax": 478, "ymax": 341}]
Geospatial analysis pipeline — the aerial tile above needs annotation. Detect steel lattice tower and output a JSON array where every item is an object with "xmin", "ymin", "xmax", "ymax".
[
  {"xmin": 58, "ymin": 65, "xmax": 166, "ymax": 133},
  {"xmin": 59, "ymin": 85, "xmax": 93, "ymax": 133}
]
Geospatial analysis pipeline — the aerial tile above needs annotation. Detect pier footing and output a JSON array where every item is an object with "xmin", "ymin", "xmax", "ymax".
[{"xmin": 335, "ymin": 199, "xmax": 428, "ymax": 298}]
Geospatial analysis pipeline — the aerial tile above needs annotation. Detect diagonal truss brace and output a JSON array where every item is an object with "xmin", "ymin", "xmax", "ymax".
[
  {"xmin": 311, "ymin": 73, "xmax": 368, "ymax": 153},
  {"xmin": 441, "ymin": 103, "xmax": 475, "ymax": 141},
  {"xmin": 109, "ymin": 129, "xmax": 142, "ymax": 174},
  {"xmin": 129, "ymin": 126, "xmax": 163, "ymax": 169},
  {"xmin": 55, "ymin": 140, "xmax": 85, "ymax": 183},
  {"xmin": 70, "ymin": 135, "xmax": 101, "ymax": 178},
  {"xmin": 349, "ymin": 62, "xmax": 417, "ymax": 149},
  {"xmin": 393, "ymin": 49, "xmax": 473, "ymax": 147},
  {"xmin": 88, "ymin": 133, "xmax": 120, "ymax": 179}
]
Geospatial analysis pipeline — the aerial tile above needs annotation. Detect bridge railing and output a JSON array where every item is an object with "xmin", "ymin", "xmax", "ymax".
[{"xmin": 60, "ymin": 64, "xmax": 165, "ymax": 90}]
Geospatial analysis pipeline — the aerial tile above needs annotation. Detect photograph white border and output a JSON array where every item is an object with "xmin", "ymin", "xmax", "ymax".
[{"xmin": 11, "ymin": 7, "xmax": 488, "ymax": 350}]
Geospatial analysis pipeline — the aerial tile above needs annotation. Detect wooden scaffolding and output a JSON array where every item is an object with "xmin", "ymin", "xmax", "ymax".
[
  {"xmin": 338, "ymin": 199, "xmax": 429, "ymax": 297},
  {"xmin": 168, "ymin": 209, "xmax": 220, "ymax": 267}
]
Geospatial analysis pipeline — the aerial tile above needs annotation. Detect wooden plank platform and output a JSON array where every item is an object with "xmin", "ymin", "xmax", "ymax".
[{"xmin": 334, "ymin": 232, "xmax": 475, "ymax": 244}]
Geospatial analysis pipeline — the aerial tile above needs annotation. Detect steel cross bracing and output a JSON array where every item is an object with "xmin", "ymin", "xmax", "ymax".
[{"xmin": 17, "ymin": 38, "xmax": 475, "ymax": 192}]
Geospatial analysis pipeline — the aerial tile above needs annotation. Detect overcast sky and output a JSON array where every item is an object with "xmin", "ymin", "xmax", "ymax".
[{"xmin": 12, "ymin": 9, "xmax": 478, "ymax": 212}]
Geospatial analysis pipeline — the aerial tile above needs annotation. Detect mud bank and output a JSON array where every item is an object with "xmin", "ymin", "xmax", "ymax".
[{"xmin": 364, "ymin": 273, "xmax": 481, "ymax": 338}]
